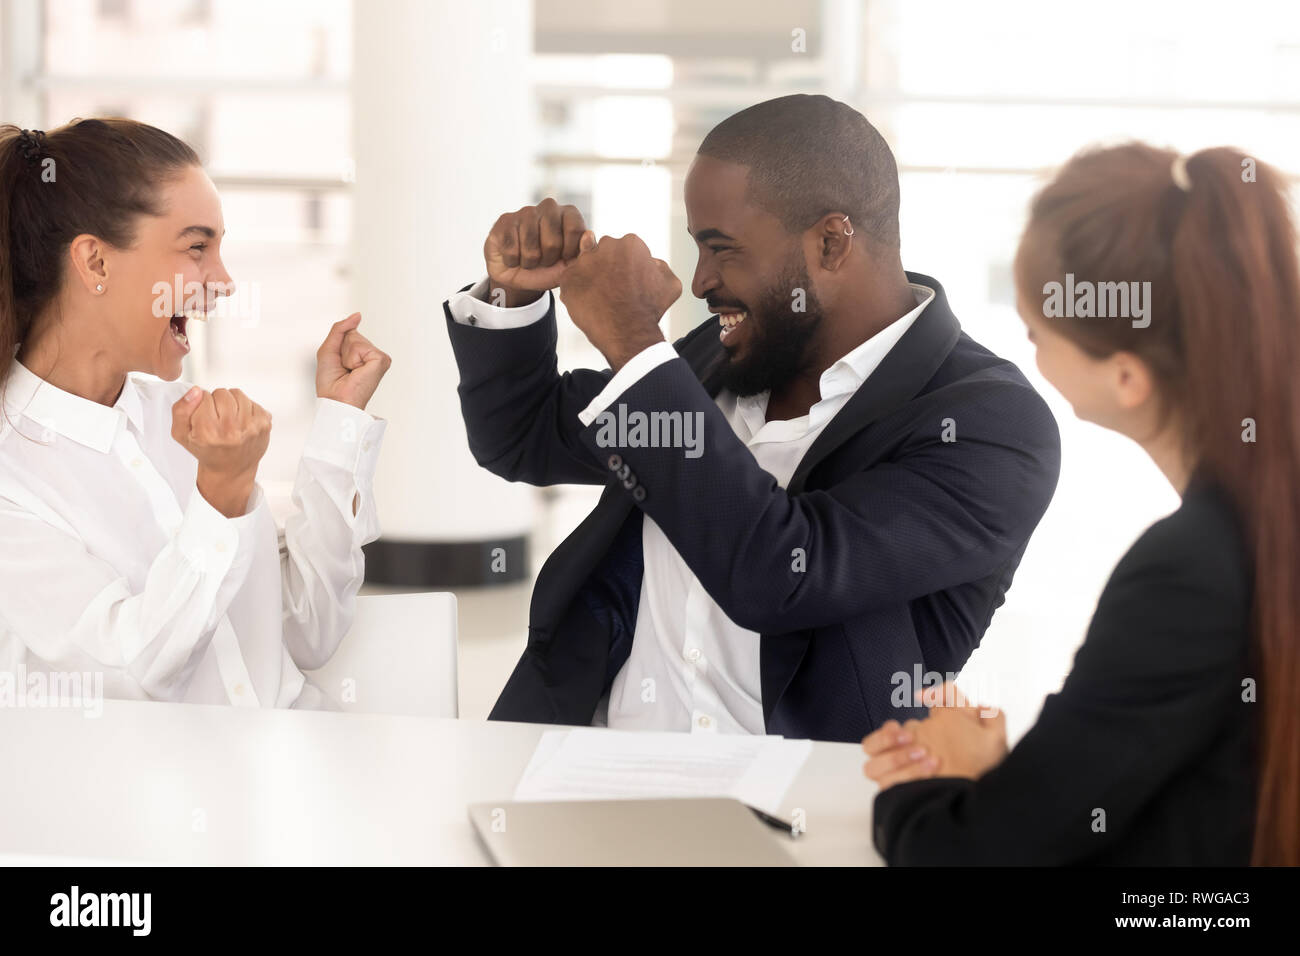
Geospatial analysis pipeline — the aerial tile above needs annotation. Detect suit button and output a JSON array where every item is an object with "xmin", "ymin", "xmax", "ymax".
[
  {"xmin": 632, "ymin": 486, "xmax": 646, "ymax": 502},
  {"xmin": 607, "ymin": 454, "xmax": 622, "ymax": 470}
]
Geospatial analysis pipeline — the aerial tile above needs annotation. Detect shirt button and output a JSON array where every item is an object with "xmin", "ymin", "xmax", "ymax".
[
  {"xmin": 685, "ymin": 648, "xmax": 702, "ymax": 664},
  {"xmin": 130, "ymin": 457, "xmax": 142, "ymax": 469},
  {"xmin": 697, "ymin": 714, "xmax": 713, "ymax": 729},
  {"xmin": 215, "ymin": 540, "xmax": 228, "ymax": 553},
  {"xmin": 468, "ymin": 315, "xmax": 478, "ymax": 326},
  {"xmin": 362, "ymin": 440, "xmax": 372, "ymax": 451},
  {"xmin": 233, "ymin": 684, "xmax": 245, "ymax": 697}
]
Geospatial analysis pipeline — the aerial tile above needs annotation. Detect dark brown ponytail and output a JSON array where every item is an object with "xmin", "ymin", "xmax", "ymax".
[
  {"xmin": 0, "ymin": 117, "xmax": 199, "ymax": 396},
  {"xmin": 1017, "ymin": 142, "xmax": 1300, "ymax": 865}
]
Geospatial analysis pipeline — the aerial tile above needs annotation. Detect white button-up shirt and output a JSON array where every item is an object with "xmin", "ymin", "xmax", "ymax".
[
  {"xmin": 448, "ymin": 279, "xmax": 935, "ymax": 733},
  {"xmin": 0, "ymin": 358, "xmax": 386, "ymax": 708}
]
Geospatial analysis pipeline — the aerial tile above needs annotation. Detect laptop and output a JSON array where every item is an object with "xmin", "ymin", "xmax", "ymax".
[{"xmin": 468, "ymin": 798, "xmax": 798, "ymax": 866}]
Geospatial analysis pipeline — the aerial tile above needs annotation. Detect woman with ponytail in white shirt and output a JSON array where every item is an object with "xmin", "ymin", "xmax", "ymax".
[{"xmin": 0, "ymin": 118, "xmax": 391, "ymax": 709}]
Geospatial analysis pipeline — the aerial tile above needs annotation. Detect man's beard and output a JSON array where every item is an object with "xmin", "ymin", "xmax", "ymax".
[{"xmin": 716, "ymin": 260, "xmax": 824, "ymax": 398}]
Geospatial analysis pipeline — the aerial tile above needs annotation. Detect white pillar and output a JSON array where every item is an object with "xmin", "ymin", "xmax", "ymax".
[
  {"xmin": 352, "ymin": 0, "xmax": 536, "ymax": 586},
  {"xmin": 0, "ymin": 0, "xmax": 42, "ymax": 125}
]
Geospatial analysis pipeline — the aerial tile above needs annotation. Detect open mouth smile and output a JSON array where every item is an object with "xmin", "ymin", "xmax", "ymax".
[
  {"xmin": 168, "ymin": 308, "xmax": 208, "ymax": 353},
  {"xmin": 718, "ymin": 310, "xmax": 748, "ymax": 342}
]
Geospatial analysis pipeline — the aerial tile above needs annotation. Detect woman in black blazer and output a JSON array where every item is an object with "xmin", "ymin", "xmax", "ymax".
[{"xmin": 862, "ymin": 143, "xmax": 1300, "ymax": 866}]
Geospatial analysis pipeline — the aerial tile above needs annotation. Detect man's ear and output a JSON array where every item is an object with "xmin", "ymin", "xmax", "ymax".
[
  {"xmin": 812, "ymin": 212, "xmax": 855, "ymax": 272},
  {"xmin": 68, "ymin": 233, "xmax": 109, "ymax": 293}
]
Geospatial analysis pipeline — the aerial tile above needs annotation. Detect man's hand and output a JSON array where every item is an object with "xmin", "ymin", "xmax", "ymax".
[
  {"xmin": 558, "ymin": 233, "xmax": 679, "ymax": 371},
  {"xmin": 485, "ymin": 198, "xmax": 590, "ymax": 308},
  {"xmin": 171, "ymin": 386, "xmax": 272, "ymax": 518},
  {"xmin": 315, "ymin": 312, "xmax": 392, "ymax": 411},
  {"xmin": 860, "ymin": 682, "xmax": 1009, "ymax": 790}
]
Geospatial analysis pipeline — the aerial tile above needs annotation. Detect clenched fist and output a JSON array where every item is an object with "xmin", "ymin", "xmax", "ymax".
[
  {"xmin": 316, "ymin": 312, "xmax": 391, "ymax": 411},
  {"xmin": 171, "ymin": 386, "xmax": 272, "ymax": 518},
  {"xmin": 485, "ymin": 198, "xmax": 593, "ymax": 308},
  {"xmin": 559, "ymin": 233, "xmax": 680, "ymax": 371}
]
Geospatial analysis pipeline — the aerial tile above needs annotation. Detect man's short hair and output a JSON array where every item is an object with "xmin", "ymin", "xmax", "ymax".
[{"xmin": 697, "ymin": 94, "xmax": 901, "ymax": 249}]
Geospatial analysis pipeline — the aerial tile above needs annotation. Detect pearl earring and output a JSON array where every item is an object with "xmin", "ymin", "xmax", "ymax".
[{"xmin": 95, "ymin": 284, "xmax": 104, "ymax": 293}]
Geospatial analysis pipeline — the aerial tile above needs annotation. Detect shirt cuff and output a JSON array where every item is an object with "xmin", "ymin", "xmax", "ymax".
[
  {"xmin": 302, "ymin": 397, "xmax": 387, "ymax": 476},
  {"xmin": 578, "ymin": 341, "xmax": 681, "ymax": 427},
  {"xmin": 176, "ymin": 484, "xmax": 262, "ymax": 573},
  {"xmin": 446, "ymin": 276, "xmax": 553, "ymax": 329}
]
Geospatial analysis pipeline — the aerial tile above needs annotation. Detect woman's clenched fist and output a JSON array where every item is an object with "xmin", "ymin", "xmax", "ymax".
[
  {"xmin": 315, "ymin": 312, "xmax": 391, "ymax": 411},
  {"xmin": 171, "ymin": 386, "xmax": 272, "ymax": 518}
]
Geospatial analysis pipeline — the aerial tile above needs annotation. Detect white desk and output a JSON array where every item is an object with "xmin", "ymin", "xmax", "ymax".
[{"xmin": 0, "ymin": 700, "xmax": 884, "ymax": 866}]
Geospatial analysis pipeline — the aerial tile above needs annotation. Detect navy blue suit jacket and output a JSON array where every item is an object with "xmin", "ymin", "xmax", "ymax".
[{"xmin": 444, "ymin": 273, "xmax": 1060, "ymax": 742}]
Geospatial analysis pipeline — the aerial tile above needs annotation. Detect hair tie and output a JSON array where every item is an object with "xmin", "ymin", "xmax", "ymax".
[
  {"xmin": 1170, "ymin": 154, "xmax": 1193, "ymax": 192},
  {"xmin": 16, "ymin": 129, "xmax": 46, "ymax": 165}
]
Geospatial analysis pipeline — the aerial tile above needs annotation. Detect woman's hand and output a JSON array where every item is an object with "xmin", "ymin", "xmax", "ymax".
[
  {"xmin": 861, "ymin": 681, "xmax": 1009, "ymax": 791},
  {"xmin": 315, "ymin": 312, "xmax": 392, "ymax": 411},
  {"xmin": 171, "ymin": 386, "xmax": 272, "ymax": 518}
]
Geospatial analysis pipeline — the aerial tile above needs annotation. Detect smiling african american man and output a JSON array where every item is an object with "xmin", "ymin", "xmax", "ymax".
[{"xmin": 442, "ymin": 94, "xmax": 1060, "ymax": 742}]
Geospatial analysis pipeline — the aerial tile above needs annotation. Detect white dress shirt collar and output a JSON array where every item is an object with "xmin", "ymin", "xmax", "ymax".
[
  {"xmin": 3, "ymin": 358, "xmax": 147, "ymax": 453},
  {"xmin": 820, "ymin": 282, "xmax": 936, "ymax": 396},
  {"xmin": 736, "ymin": 281, "xmax": 937, "ymax": 437}
]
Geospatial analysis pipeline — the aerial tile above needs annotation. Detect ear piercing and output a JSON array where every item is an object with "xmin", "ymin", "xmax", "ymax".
[
  {"xmin": 841, "ymin": 215, "xmax": 855, "ymax": 237},
  {"xmin": 95, "ymin": 284, "xmax": 104, "ymax": 293}
]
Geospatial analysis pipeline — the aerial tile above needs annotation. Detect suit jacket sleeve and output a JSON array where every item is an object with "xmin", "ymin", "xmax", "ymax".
[
  {"xmin": 444, "ymin": 291, "xmax": 614, "ymax": 487},
  {"xmin": 871, "ymin": 493, "xmax": 1252, "ymax": 865},
  {"xmin": 575, "ymin": 355, "xmax": 1060, "ymax": 632}
]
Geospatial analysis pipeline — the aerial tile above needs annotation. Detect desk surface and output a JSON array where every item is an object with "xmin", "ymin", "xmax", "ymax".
[{"xmin": 0, "ymin": 700, "xmax": 883, "ymax": 866}]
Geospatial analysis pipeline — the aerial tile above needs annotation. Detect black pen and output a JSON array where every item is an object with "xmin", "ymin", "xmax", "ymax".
[{"xmin": 748, "ymin": 805, "xmax": 801, "ymax": 838}]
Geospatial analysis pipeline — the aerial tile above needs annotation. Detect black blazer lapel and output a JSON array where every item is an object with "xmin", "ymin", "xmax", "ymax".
[
  {"xmin": 670, "ymin": 276, "xmax": 961, "ymax": 479},
  {"xmin": 787, "ymin": 272, "xmax": 961, "ymax": 495},
  {"xmin": 761, "ymin": 273, "xmax": 962, "ymax": 727}
]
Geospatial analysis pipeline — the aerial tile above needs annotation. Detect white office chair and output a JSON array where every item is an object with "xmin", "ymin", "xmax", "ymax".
[{"xmin": 305, "ymin": 591, "xmax": 458, "ymax": 718}]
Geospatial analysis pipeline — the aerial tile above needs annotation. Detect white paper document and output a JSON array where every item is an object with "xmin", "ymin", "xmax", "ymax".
[{"xmin": 512, "ymin": 728, "xmax": 813, "ymax": 816}]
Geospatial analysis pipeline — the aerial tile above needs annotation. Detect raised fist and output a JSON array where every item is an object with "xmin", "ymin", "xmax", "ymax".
[
  {"xmin": 485, "ymin": 198, "xmax": 593, "ymax": 307},
  {"xmin": 315, "ymin": 312, "xmax": 391, "ymax": 412},
  {"xmin": 171, "ymin": 386, "xmax": 272, "ymax": 518},
  {"xmin": 558, "ymin": 233, "xmax": 679, "ymax": 371}
]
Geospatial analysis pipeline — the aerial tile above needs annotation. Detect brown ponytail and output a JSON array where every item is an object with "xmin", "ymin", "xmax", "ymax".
[
  {"xmin": 1017, "ymin": 143, "xmax": 1300, "ymax": 865},
  {"xmin": 0, "ymin": 117, "xmax": 199, "ymax": 398}
]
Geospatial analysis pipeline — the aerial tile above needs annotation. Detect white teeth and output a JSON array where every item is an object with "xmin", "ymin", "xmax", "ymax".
[
  {"xmin": 720, "ymin": 311, "xmax": 747, "ymax": 329},
  {"xmin": 170, "ymin": 326, "xmax": 188, "ymax": 345},
  {"xmin": 184, "ymin": 308, "xmax": 209, "ymax": 323}
]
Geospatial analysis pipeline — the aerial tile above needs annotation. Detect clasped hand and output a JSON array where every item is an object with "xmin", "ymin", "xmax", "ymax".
[{"xmin": 861, "ymin": 681, "xmax": 1010, "ymax": 790}]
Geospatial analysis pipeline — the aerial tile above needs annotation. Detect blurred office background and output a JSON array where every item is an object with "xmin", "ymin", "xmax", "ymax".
[{"xmin": 3, "ymin": 0, "xmax": 1298, "ymax": 736}]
